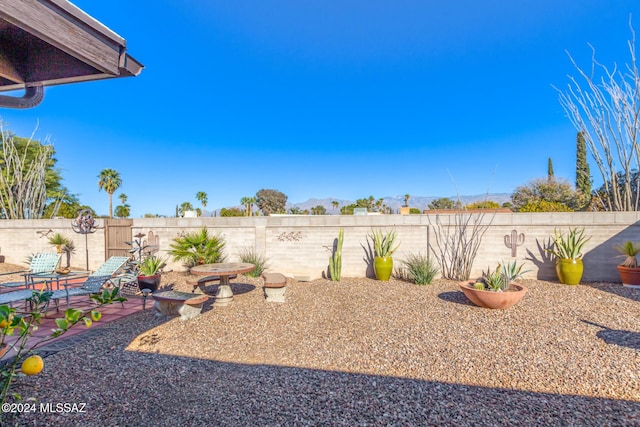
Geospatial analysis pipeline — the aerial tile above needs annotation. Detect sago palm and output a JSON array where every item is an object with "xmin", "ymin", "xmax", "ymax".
[{"xmin": 168, "ymin": 228, "xmax": 225, "ymax": 267}]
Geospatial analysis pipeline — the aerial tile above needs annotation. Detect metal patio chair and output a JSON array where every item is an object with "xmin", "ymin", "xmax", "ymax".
[
  {"xmin": 49, "ymin": 256, "xmax": 130, "ymax": 308},
  {"xmin": 0, "ymin": 252, "xmax": 62, "ymax": 290},
  {"xmin": 0, "ymin": 256, "xmax": 129, "ymax": 310}
]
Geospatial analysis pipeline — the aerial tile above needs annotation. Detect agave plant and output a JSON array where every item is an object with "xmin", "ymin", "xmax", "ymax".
[
  {"xmin": 614, "ymin": 241, "xmax": 640, "ymax": 268},
  {"xmin": 138, "ymin": 255, "xmax": 166, "ymax": 277},
  {"xmin": 369, "ymin": 228, "xmax": 400, "ymax": 258},
  {"xmin": 474, "ymin": 260, "xmax": 529, "ymax": 292},
  {"xmin": 545, "ymin": 227, "xmax": 590, "ymax": 260}
]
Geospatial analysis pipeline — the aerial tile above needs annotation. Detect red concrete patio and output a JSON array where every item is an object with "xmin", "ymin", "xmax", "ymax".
[{"xmin": 0, "ymin": 288, "xmax": 147, "ymax": 362}]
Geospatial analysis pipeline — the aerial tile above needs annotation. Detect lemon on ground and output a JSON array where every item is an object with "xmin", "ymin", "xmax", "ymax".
[{"xmin": 21, "ymin": 355, "xmax": 44, "ymax": 376}]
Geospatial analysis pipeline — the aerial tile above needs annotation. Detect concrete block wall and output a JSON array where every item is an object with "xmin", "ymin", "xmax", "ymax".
[
  {"xmin": 0, "ymin": 212, "xmax": 638, "ymax": 282},
  {"xmin": 0, "ymin": 219, "xmax": 105, "ymax": 269}
]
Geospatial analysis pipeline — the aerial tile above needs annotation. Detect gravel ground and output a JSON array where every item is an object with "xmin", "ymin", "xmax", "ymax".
[{"xmin": 1, "ymin": 264, "xmax": 639, "ymax": 426}]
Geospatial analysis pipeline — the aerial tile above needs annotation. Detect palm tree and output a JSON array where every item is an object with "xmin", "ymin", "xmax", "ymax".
[
  {"xmin": 179, "ymin": 202, "xmax": 194, "ymax": 217},
  {"xmin": 97, "ymin": 169, "xmax": 122, "ymax": 218},
  {"xmin": 404, "ymin": 194, "xmax": 410, "ymax": 207},
  {"xmin": 241, "ymin": 196, "xmax": 257, "ymax": 216},
  {"xmin": 332, "ymin": 200, "xmax": 339, "ymax": 212},
  {"xmin": 167, "ymin": 227, "xmax": 225, "ymax": 267},
  {"xmin": 240, "ymin": 197, "xmax": 250, "ymax": 216},
  {"xmin": 119, "ymin": 193, "xmax": 127, "ymax": 205},
  {"xmin": 196, "ymin": 191, "xmax": 208, "ymax": 211}
]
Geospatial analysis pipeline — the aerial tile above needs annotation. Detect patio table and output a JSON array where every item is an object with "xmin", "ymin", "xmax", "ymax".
[
  {"xmin": 190, "ymin": 262, "xmax": 254, "ymax": 306},
  {"xmin": 29, "ymin": 270, "xmax": 91, "ymax": 291}
]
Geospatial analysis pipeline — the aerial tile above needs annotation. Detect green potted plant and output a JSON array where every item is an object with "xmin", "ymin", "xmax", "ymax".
[
  {"xmin": 47, "ymin": 233, "xmax": 74, "ymax": 272},
  {"xmin": 137, "ymin": 255, "xmax": 166, "ymax": 292},
  {"xmin": 614, "ymin": 241, "xmax": 640, "ymax": 288},
  {"xmin": 459, "ymin": 260, "xmax": 529, "ymax": 309},
  {"xmin": 47, "ymin": 233, "xmax": 68, "ymax": 254},
  {"xmin": 369, "ymin": 228, "xmax": 400, "ymax": 281},
  {"xmin": 545, "ymin": 227, "xmax": 590, "ymax": 285}
]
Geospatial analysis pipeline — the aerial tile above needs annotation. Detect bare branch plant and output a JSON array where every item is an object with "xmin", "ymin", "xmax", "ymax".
[
  {"xmin": 0, "ymin": 124, "xmax": 49, "ymax": 219},
  {"xmin": 556, "ymin": 17, "xmax": 640, "ymax": 211}
]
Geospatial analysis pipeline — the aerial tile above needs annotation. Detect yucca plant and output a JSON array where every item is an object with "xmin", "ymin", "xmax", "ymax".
[
  {"xmin": 237, "ymin": 247, "xmax": 269, "ymax": 277},
  {"xmin": 614, "ymin": 241, "xmax": 640, "ymax": 268},
  {"xmin": 545, "ymin": 227, "xmax": 590, "ymax": 260},
  {"xmin": 167, "ymin": 228, "xmax": 225, "ymax": 267},
  {"xmin": 400, "ymin": 253, "xmax": 439, "ymax": 285},
  {"xmin": 369, "ymin": 228, "xmax": 400, "ymax": 258}
]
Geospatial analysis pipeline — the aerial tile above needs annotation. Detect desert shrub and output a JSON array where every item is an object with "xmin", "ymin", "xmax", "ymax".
[
  {"xmin": 219, "ymin": 207, "xmax": 245, "ymax": 217},
  {"xmin": 465, "ymin": 200, "xmax": 500, "ymax": 209},
  {"xmin": 168, "ymin": 228, "xmax": 225, "ymax": 267},
  {"xmin": 511, "ymin": 177, "xmax": 585, "ymax": 211},
  {"xmin": 519, "ymin": 200, "xmax": 572, "ymax": 212},
  {"xmin": 400, "ymin": 253, "xmax": 439, "ymax": 285},
  {"xmin": 409, "ymin": 208, "xmax": 422, "ymax": 214},
  {"xmin": 237, "ymin": 247, "xmax": 269, "ymax": 277}
]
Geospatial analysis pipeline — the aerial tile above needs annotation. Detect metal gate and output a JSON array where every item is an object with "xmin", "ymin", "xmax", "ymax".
[{"xmin": 104, "ymin": 218, "xmax": 133, "ymax": 260}]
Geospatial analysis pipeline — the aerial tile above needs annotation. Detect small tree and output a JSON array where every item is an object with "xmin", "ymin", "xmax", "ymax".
[
  {"xmin": 465, "ymin": 200, "xmax": 500, "ymax": 209},
  {"xmin": 428, "ymin": 197, "xmax": 459, "ymax": 210},
  {"xmin": 511, "ymin": 177, "xmax": 586, "ymax": 211},
  {"xmin": 114, "ymin": 205, "xmax": 130, "ymax": 218},
  {"xmin": 255, "ymin": 189, "xmax": 287, "ymax": 215},
  {"xmin": 219, "ymin": 207, "xmax": 244, "ymax": 217},
  {"xmin": 575, "ymin": 131, "xmax": 592, "ymax": 206}
]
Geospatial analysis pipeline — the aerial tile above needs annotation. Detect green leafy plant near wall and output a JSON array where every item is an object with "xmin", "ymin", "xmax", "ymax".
[
  {"xmin": 399, "ymin": 253, "xmax": 439, "ymax": 285},
  {"xmin": 168, "ymin": 228, "xmax": 225, "ymax": 267},
  {"xmin": 238, "ymin": 247, "xmax": 269, "ymax": 277}
]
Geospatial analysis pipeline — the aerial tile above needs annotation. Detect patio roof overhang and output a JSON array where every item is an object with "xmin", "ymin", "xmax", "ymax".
[{"xmin": 0, "ymin": 0, "xmax": 143, "ymax": 108}]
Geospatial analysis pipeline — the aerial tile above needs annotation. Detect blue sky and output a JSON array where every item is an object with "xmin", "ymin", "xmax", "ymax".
[{"xmin": 2, "ymin": 0, "xmax": 640, "ymax": 217}]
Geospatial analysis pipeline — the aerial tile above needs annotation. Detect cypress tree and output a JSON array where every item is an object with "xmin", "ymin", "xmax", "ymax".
[
  {"xmin": 547, "ymin": 157, "xmax": 554, "ymax": 180},
  {"xmin": 576, "ymin": 131, "xmax": 591, "ymax": 196}
]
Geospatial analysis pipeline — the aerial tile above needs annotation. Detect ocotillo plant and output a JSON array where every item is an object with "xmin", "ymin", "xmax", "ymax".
[
  {"xmin": 504, "ymin": 230, "xmax": 525, "ymax": 257},
  {"xmin": 329, "ymin": 228, "xmax": 344, "ymax": 281}
]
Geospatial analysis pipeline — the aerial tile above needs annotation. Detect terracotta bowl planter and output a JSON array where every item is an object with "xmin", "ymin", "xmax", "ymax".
[
  {"xmin": 617, "ymin": 265, "xmax": 640, "ymax": 288},
  {"xmin": 459, "ymin": 281, "xmax": 528, "ymax": 310}
]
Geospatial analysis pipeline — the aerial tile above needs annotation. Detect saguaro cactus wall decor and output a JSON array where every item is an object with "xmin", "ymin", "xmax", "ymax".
[{"xmin": 505, "ymin": 229, "xmax": 525, "ymax": 257}]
